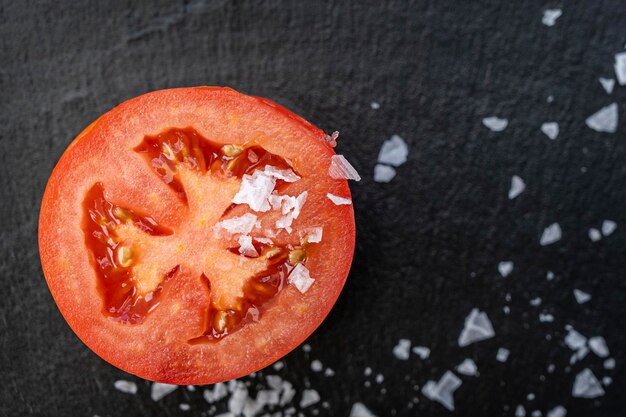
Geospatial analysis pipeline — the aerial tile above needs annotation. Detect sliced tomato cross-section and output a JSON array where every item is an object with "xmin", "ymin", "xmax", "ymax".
[{"xmin": 39, "ymin": 87, "xmax": 356, "ymax": 384}]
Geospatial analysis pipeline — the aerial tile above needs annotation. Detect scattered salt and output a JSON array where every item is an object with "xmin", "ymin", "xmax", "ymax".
[
  {"xmin": 565, "ymin": 329, "xmax": 587, "ymax": 350},
  {"xmin": 179, "ymin": 403, "xmax": 191, "ymax": 411},
  {"xmin": 604, "ymin": 358, "xmax": 616, "ymax": 369},
  {"xmin": 573, "ymin": 289, "xmax": 591, "ymax": 304},
  {"xmin": 228, "ymin": 383, "xmax": 248, "ymax": 414},
  {"xmin": 547, "ymin": 271, "xmax": 555, "ymax": 280},
  {"xmin": 588, "ymin": 228, "xmax": 601, "ymax": 242},
  {"xmin": 599, "ymin": 77, "xmax": 615, "ymax": 94},
  {"xmin": 615, "ymin": 52, "xmax": 626, "ymax": 85},
  {"xmin": 215, "ymin": 213, "xmax": 258, "ymax": 235},
  {"xmin": 482, "ymin": 116, "xmax": 508, "ymax": 132},
  {"xmin": 515, "ymin": 405, "xmax": 526, "ymax": 417},
  {"xmin": 458, "ymin": 308, "xmax": 495, "ymax": 347},
  {"xmin": 326, "ymin": 193, "xmax": 352, "ymax": 205},
  {"xmin": 601, "ymin": 220, "xmax": 617, "ymax": 236},
  {"xmin": 302, "ymin": 344, "xmax": 312, "ymax": 353},
  {"xmin": 203, "ymin": 382, "xmax": 228, "ymax": 403},
  {"xmin": 371, "ymin": 102, "xmax": 380, "ymax": 110},
  {"xmin": 572, "ymin": 368, "xmax": 605, "ymax": 398},
  {"xmin": 547, "ymin": 364, "xmax": 556, "ymax": 373},
  {"xmin": 392, "ymin": 339, "xmax": 411, "ymax": 360},
  {"xmin": 540, "ymin": 223, "xmax": 562, "ymax": 246},
  {"xmin": 541, "ymin": 122, "xmax": 559, "ymax": 140},
  {"xmin": 373, "ymin": 164, "xmax": 396, "ymax": 183},
  {"xmin": 233, "ymin": 170, "xmax": 277, "ymax": 211},
  {"xmin": 310, "ymin": 360, "xmax": 323, "ymax": 372},
  {"xmin": 350, "ymin": 402, "xmax": 377, "ymax": 417},
  {"xmin": 375, "ymin": 374, "xmax": 384, "ymax": 384},
  {"xmin": 263, "ymin": 166, "xmax": 300, "ymax": 182},
  {"xmin": 299, "ymin": 389, "xmax": 320, "ymax": 408},
  {"xmin": 509, "ymin": 176, "xmax": 526, "ymax": 199},
  {"xmin": 527, "ymin": 393, "xmax": 535, "ymax": 401},
  {"xmin": 377, "ymin": 135, "xmax": 409, "ymax": 166},
  {"xmin": 364, "ymin": 367, "xmax": 372, "ymax": 376},
  {"xmin": 455, "ymin": 359, "xmax": 478, "ymax": 376},
  {"xmin": 588, "ymin": 336, "xmax": 609, "ymax": 358},
  {"xmin": 256, "ymin": 389, "xmax": 280, "ymax": 406},
  {"xmin": 238, "ymin": 235, "xmax": 259, "ymax": 257},
  {"xmin": 602, "ymin": 376, "xmax": 612, "ymax": 386},
  {"xmin": 288, "ymin": 263, "xmax": 315, "ymax": 293},
  {"xmin": 498, "ymin": 261, "xmax": 514, "ymax": 277},
  {"xmin": 530, "ymin": 297, "xmax": 542, "ymax": 307},
  {"xmin": 186, "ymin": 385, "xmax": 195, "ymax": 392},
  {"xmin": 302, "ymin": 227, "xmax": 323, "ymax": 243},
  {"xmin": 539, "ymin": 313, "xmax": 554, "ymax": 322},
  {"xmin": 531, "ymin": 411, "xmax": 542, "ymax": 417},
  {"xmin": 272, "ymin": 361, "xmax": 284, "ymax": 371},
  {"xmin": 151, "ymin": 383, "xmax": 178, "ymax": 401},
  {"xmin": 496, "ymin": 348, "xmax": 510, "ymax": 362},
  {"xmin": 254, "ymin": 236, "xmax": 273, "ymax": 245},
  {"xmin": 542, "ymin": 9, "xmax": 562, "ymax": 26},
  {"xmin": 570, "ymin": 346, "xmax": 589, "ymax": 364},
  {"xmin": 412, "ymin": 346, "xmax": 430, "ymax": 359},
  {"xmin": 585, "ymin": 103, "xmax": 618, "ymax": 133},
  {"xmin": 328, "ymin": 155, "xmax": 361, "ymax": 181},
  {"xmin": 280, "ymin": 381, "xmax": 296, "ymax": 406},
  {"xmin": 421, "ymin": 371, "xmax": 462, "ymax": 411},
  {"xmin": 114, "ymin": 380, "xmax": 137, "ymax": 394},
  {"xmin": 324, "ymin": 368, "xmax": 335, "ymax": 377}
]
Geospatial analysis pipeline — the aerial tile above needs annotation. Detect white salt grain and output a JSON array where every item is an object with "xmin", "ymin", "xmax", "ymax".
[
  {"xmin": 601, "ymin": 220, "xmax": 617, "ymax": 236},
  {"xmin": 604, "ymin": 358, "xmax": 616, "ymax": 369},
  {"xmin": 496, "ymin": 348, "xmax": 510, "ymax": 362},
  {"xmin": 299, "ymin": 389, "xmax": 320, "ymax": 408},
  {"xmin": 151, "ymin": 383, "xmax": 178, "ymax": 401},
  {"xmin": 377, "ymin": 135, "xmax": 409, "ymax": 166},
  {"xmin": 324, "ymin": 368, "xmax": 335, "ymax": 377},
  {"xmin": 302, "ymin": 344, "xmax": 312, "ymax": 353},
  {"xmin": 547, "ymin": 271, "xmax": 555, "ymax": 280},
  {"xmin": 527, "ymin": 393, "xmax": 535, "ymax": 401},
  {"xmin": 371, "ymin": 102, "xmax": 381, "ymax": 110},
  {"xmin": 530, "ymin": 297, "xmax": 542, "ymax": 307},
  {"xmin": 540, "ymin": 223, "xmax": 562, "ymax": 246},
  {"xmin": 588, "ymin": 228, "xmax": 602, "ymax": 242},
  {"xmin": 350, "ymin": 402, "xmax": 377, "ymax": 417},
  {"xmin": 565, "ymin": 329, "xmax": 587, "ymax": 350},
  {"xmin": 539, "ymin": 313, "xmax": 554, "ymax": 322},
  {"xmin": 228, "ymin": 383, "xmax": 248, "ymax": 414},
  {"xmin": 541, "ymin": 122, "xmax": 559, "ymax": 140},
  {"xmin": 572, "ymin": 368, "xmax": 605, "ymax": 398},
  {"xmin": 412, "ymin": 346, "xmax": 430, "ymax": 359},
  {"xmin": 272, "ymin": 361, "xmax": 284, "ymax": 371},
  {"xmin": 547, "ymin": 407, "xmax": 566, "ymax": 417},
  {"xmin": 238, "ymin": 235, "xmax": 259, "ymax": 257},
  {"xmin": 263, "ymin": 166, "xmax": 300, "ymax": 182},
  {"xmin": 257, "ymin": 389, "xmax": 280, "ymax": 406},
  {"xmin": 531, "ymin": 411, "xmax": 542, "ymax": 417},
  {"xmin": 179, "ymin": 403, "xmax": 191, "ymax": 411},
  {"xmin": 588, "ymin": 336, "xmax": 609, "ymax": 358},
  {"xmin": 310, "ymin": 360, "xmax": 323, "ymax": 372},
  {"xmin": 585, "ymin": 103, "xmax": 618, "ymax": 133},
  {"xmin": 233, "ymin": 170, "xmax": 277, "ymax": 211},
  {"xmin": 498, "ymin": 261, "xmax": 514, "ymax": 277},
  {"xmin": 288, "ymin": 263, "xmax": 315, "ymax": 293},
  {"xmin": 455, "ymin": 359, "xmax": 478, "ymax": 376},
  {"xmin": 364, "ymin": 367, "xmax": 372, "ymax": 376},
  {"xmin": 603, "ymin": 376, "xmax": 612, "ymax": 386},
  {"xmin": 599, "ymin": 78, "xmax": 615, "ymax": 94},
  {"xmin": 373, "ymin": 164, "xmax": 396, "ymax": 183},
  {"xmin": 203, "ymin": 382, "xmax": 228, "ymax": 403},
  {"xmin": 215, "ymin": 213, "xmax": 258, "ymax": 235},
  {"xmin": 542, "ymin": 9, "xmax": 562, "ymax": 26},
  {"xmin": 573, "ymin": 289, "xmax": 591, "ymax": 304},
  {"xmin": 328, "ymin": 155, "xmax": 361, "ymax": 181},
  {"xmin": 515, "ymin": 405, "xmax": 526, "ymax": 417},
  {"xmin": 375, "ymin": 374, "xmax": 384, "ymax": 384},
  {"xmin": 458, "ymin": 308, "xmax": 495, "ymax": 347},
  {"xmin": 421, "ymin": 371, "xmax": 462, "ymax": 411},
  {"xmin": 392, "ymin": 339, "xmax": 411, "ymax": 360},
  {"xmin": 509, "ymin": 176, "xmax": 526, "ymax": 199},
  {"xmin": 327, "ymin": 193, "xmax": 352, "ymax": 205},
  {"xmin": 280, "ymin": 381, "xmax": 296, "ymax": 406},
  {"xmin": 114, "ymin": 380, "xmax": 137, "ymax": 394},
  {"xmin": 615, "ymin": 52, "xmax": 626, "ymax": 85},
  {"xmin": 303, "ymin": 227, "xmax": 323, "ymax": 243},
  {"xmin": 482, "ymin": 116, "xmax": 508, "ymax": 132}
]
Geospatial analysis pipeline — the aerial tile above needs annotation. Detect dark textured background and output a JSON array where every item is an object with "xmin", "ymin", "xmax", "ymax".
[{"xmin": 1, "ymin": 1, "xmax": 625, "ymax": 416}]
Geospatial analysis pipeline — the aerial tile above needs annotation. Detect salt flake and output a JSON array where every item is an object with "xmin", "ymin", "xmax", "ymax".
[
  {"xmin": 310, "ymin": 359, "xmax": 323, "ymax": 372},
  {"xmin": 263, "ymin": 165, "xmax": 300, "ymax": 182},
  {"xmin": 615, "ymin": 52, "xmax": 626, "ymax": 85},
  {"xmin": 602, "ymin": 376, "xmax": 612, "ymax": 386},
  {"xmin": 228, "ymin": 383, "xmax": 248, "ymax": 414},
  {"xmin": 565, "ymin": 329, "xmax": 587, "ymax": 350},
  {"xmin": 392, "ymin": 339, "xmax": 411, "ymax": 360},
  {"xmin": 455, "ymin": 359, "xmax": 478, "ymax": 376},
  {"xmin": 509, "ymin": 176, "xmax": 526, "ymax": 199},
  {"xmin": 328, "ymin": 155, "xmax": 361, "ymax": 181},
  {"xmin": 599, "ymin": 77, "xmax": 615, "ymax": 94},
  {"xmin": 496, "ymin": 348, "xmax": 510, "ymax": 362},
  {"xmin": 233, "ymin": 170, "xmax": 276, "ymax": 211},
  {"xmin": 541, "ymin": 122, "xmax": 559, "ymax": 140},
  {"xmin": 371, "ymin": 102, "xmax": 380, "ymax": 110},
  {"xmin": 288, "ymin": 263, "xmax": 315, "ymax": 293},
  {"xmin": 588, "ymin": 228, "xmax": 601, "ymax": 242},
  {"xmin": 412, "ymin": 345, "xmax": 430, "ymax": 359},
  {"xmin": 458, "ymin": 308, "xmax": 495, "ymax": 347},
  {"xmin": 573, "ymin": 289, "xmax": 591, "ymax": 304},
  {"xmin": 151, "ymin": 383, "xmax": 178, "ymax": 401},
  {"xmin": 114, "ymin": 380, "xmax": 137, "ymax": 394},
  {"xmin": 540, "ymin": 223, "xmax": 562, "ymax": 246},
  {"xmin": 421, "ymin": 371, "xmax": 462, "ymax": 411},
  {"xmin": 498, "ymin": 261, "xmax": 514, "ymax": 277},
  {"xmin": 302, "ymin": 227, "xmax": 323, "ymax": 243},
  {"xmin": 373, "ymin": 164, "xmax": 396, "ymax": 183},
  {"xmin": 350, "ymin": 402, "xmax": 377, "ymax": 417},
  {"xmin": 482, "ymin": 116, "xmax": 508, "ymax": 132},
  {"xmin": 238, "ymin": 235, "xmax": 259, "ymax": 257},
  {"xmin": 542, "ymin": 9, "xmax": 562, "ymax": 26},
  {"xmin": 588, "ymin": 336, "xmax": 609, "ymax": 358},
  {"xmin": 547, "ymin": 406, "xmax": 567, "ymax": 417},
  {"xmin": 215, "ymin": 213, "xmax": 258, "ymax": 235},
  {"xmin": 377, "ymin": 134, "xmax": 408, "ymax": 166},
  {"xmin": 585, "ymin": 103, "xmax": 618, "ymax": 133},
  {"xmin": 601, "ymin": 220, "xmax": 617, "ymax": 236},
  {"xmin": 299, "ymin": 389, "xmax": 320, "ymax": 408},
  {"xmin": 327, "ymin": 193, "xmax": 352, "ymax": 205},
  {"xmin": 539, "ymin": 313, "xmax": 554, "ymax": 322},
  {"xmin": 604, "ymin": 358, "xmax": 616, "ymax": 369},
  {"xmin": 572, "ymin": 368, "xmax": 605, "ymax": 398},
  {"xmin": 516, "ymin": 405, "xmax": 526, "ymax": 417}
]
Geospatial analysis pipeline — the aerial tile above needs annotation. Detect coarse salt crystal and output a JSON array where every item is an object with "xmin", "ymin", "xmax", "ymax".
[
  {"xmin": 547, "ymin": 271, "xmax": 555, "ymax": 280},
  {"xmin": 392, "ymin": 339, "xmax": 411, "ymax": 360},
  {"xmin": 588, "ymin": 228, "xmax": 601, "ymax": 242},
  {"xmin": 531, "ymin": 411, "xmax": 542, "ymax": 417},
  {"xmin": 421, "ymin": 371, "xmax": 462, "ymax": 411},
  {"xmin": 327, "ymin": 193, "xmax": 352, "ymax": 205},
  {"xmin": 599, "ymin": 77, "xmax": 615, "ymax": 94},
  {"xmin": 377, "ymin": 134, "xmax": 408, "ymax": 167},
  {"xmin": 310, "ymin": 360, "xmax": 323, "ymax": 372},
  {"xmin": 588, "ymin": 336, "xmax": 609, "ymax": 358},
  {"xmin": 530, "ymin": 297, "xmax": 542, "ymax": 306},
  {"xmin": 301, "ymin": 227, "xmax": 323, "ymax": 243},
  {"xmin": 373, "ymin": 164, "xmax": 396, "ymax": 183},
  {"xmin": 496, "ymin": 348, "xmax": 510, "ymax": 362},
  {"xmin": 539, "ymin": 313, "xmax": 554, "ymax": 322},
  {"xmin": 151, "ymin": 383, "xmax": 178, "ymax": 401},
  {"xmin": 572, "ymin": 368, "xmax": 604, "ymax": 398},
  {"xmin": 215, "ymin": 213, "xmax": 258, "ymax": 235},
  {"xmin": 515, "ymin": 405, "xmax": 526, "ymax": 417},
  {"xmin": 547, "ymin": 406, "xmax": 567, "ymax": 417},
  {"xmin": 458, "ymin": 308, "xmax": 495, "ymax": 347},
  {"xmin": 412, "ymin": 346, "xmax": 430, "ymax": 359},
  {"xmin": 541, "ymin": 122, "xmax": 559, "ymax": 140},
  {"xmin": 602, "ymin": 377, "xmax": 612, "ymax": 386},
  {"xmin": 114, "ymin": 380, "xmax": 137, "ymax": 394},
  {"xmin": 615, "ymin": 52, "xmax": 626, "ymax": 85},
  {"xmin": 233, "ymin": 170, "xmax": 276, "ymax": 211},
  {"xmin": 375, "ymin": 374, "xmax": 384, "ymax": 384},
  {"xmin": 540, "ymin": 223, "xmax": 562, "ymax": 246},
  {"xmin": 482, "ymin": 116, "xmax": 508, "ymax": 132},
  {"xmin": 203, "ymin": 382, "xmax": 228, "ymax": 403},
  {"xmin": 328, "ymin": 155, "xmax": 361, "ymax": 181},
  {"xmin": 585, "ymin": 103, "xmax": 618, "ymax": 133},
  {"xmin": 573, "ymin": 289, "xmax": 591, "ymax": 304},
  {"xmin": 370, "ymin": 102, "xmax": 380, "ymax": 110},
  {"xmin": 228, "ymin": 383, "xmax": 248, "ymax": 414},
  {"xmin": 324, "ymin": 368, "xmax": 335, "ymax": 377},
  {"xmin": 602, "ymin": 220, "xmax": 617, "ymax": 236},
  {"xmin": 542, "ymin": 9, "xmax": 562, "ymax": 26},
  {"xmin": 498, "ymin": 261, "xmax": 514, "ymax": 277},
  {"xmin": 288, "ymin": 263, "xmax": 315, "ymax": 293},
  {"xmin": 263, "ymin": 165, "xmax": 300, "ymax": 182},
  {"xmin": 455, "ymin": 359, "xmax": 478, "ymax": 376},
  {"xmin": 299, "ymin": 389, "xmax": 320, "ymax": 408},
  {"xmin": 179, "ymin": 403, "xmax": 190, "ymax": 411},
  {"xmin": 364, "ymin": 367, "xmax": 372, "ymax": 376},
  {"xmin": 238, "ymin": 235, "xmax": 258, "ymax": 257},
  {"xmin": 255, "ymin": 237, "xmax": 273, "ymax": 245},
  {"xmin": 509, "ymin": 176, "xmax": 526, "ymax": 199},
  {"xmin": 280, "ymin": 381, "xmax": 296, "ymax": 406},
  {"xmin": 565, "ymin": 329, "xmax": 587, "ymax": 350},
  {"xmin": 604, "ymin": 358, "xmax": 616, "ymax": 369},
  {"xmin": 272, "ymin": 361, "xmax": 284, "ymax": 371},
  {"xmin": 349, "ymin": 402, "xmax": 377, "ymax": 417}
]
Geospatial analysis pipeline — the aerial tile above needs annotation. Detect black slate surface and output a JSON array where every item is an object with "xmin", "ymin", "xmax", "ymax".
[{"xmin": 1, "ymin": 1, "xmax": 625, "ymax": 416}]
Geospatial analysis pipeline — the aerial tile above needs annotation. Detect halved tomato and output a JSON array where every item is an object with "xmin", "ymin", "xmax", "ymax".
[{"xmin": 39, "ymin": 87, "xmax": 356, "ymax": 384}]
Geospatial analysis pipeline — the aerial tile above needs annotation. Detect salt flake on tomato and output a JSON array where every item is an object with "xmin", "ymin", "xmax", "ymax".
[
  {"xmin": 233, "ymin": 170, "xmax": 276, "ymax": 211},
  {"xmin": 214, "ymin": 213, "xmax": 258, "ymax": 235},
  {"xmin": 263, "ymin": 165, "xmax": 301, "ymax": 182},
  {"xmin": 238, "ymin": 235, "xmax": 259, "ymax": 257},
  {"xmin": 328, "ymin": 155, "xmax": 361, "ymax": 181},
  {"xmin": 288, "ymin": 263, "xmax": 315, "ymax": 293},
  {"xmin": 327, "ymin": 193, "xmax": 352, "ymax": 205},
  {"xmin": 302, "ymin": 227, "xmax": 323, "ymax": 243}
]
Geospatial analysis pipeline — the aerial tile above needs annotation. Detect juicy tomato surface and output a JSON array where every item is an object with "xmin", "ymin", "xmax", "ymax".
[{"xmin": 39, "ymin": 87, "xmax": 355, "ymax": 384}]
